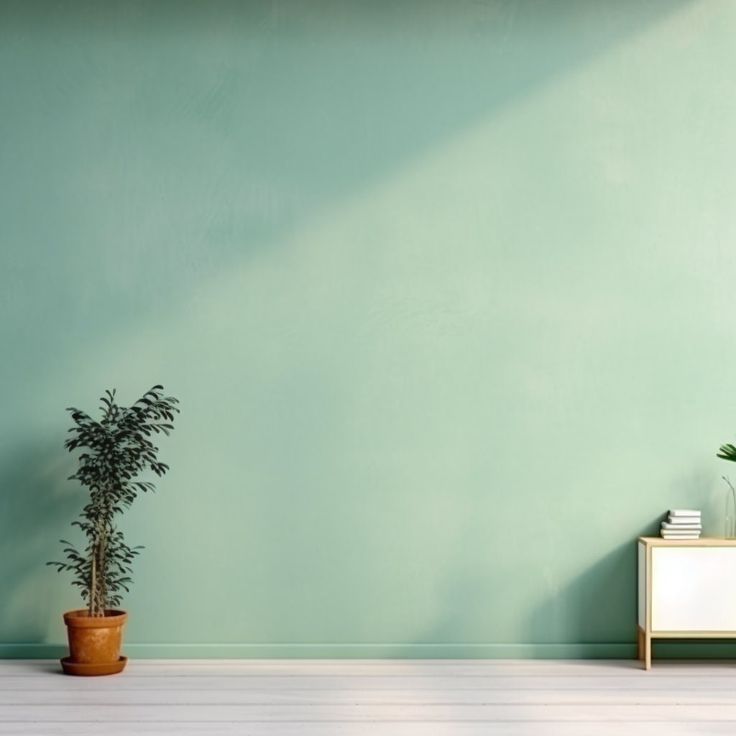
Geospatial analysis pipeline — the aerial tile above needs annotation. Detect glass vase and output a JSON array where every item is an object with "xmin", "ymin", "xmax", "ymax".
[{"xmin": 726, "ymin": 477, "xmax": 736, "ymax": 539}]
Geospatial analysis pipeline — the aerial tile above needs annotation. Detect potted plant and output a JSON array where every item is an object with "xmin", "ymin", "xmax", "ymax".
[{"xmin": 49, "ymin": 385, "xmax": 179, "ymax": 675}]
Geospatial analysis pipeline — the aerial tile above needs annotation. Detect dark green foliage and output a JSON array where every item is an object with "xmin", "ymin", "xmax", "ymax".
[
  {"xmin": 718, "ymin": 443, "xmax": 736, "ymax": 463},
  {"xmin": 48, "ymin": 385, "xmax": 179, "ymax": 616}
]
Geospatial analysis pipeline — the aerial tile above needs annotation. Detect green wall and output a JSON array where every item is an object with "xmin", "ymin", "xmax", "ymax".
[{"xmin": 2, "ymin": 0, "xmax": 736, "ymax": 658}]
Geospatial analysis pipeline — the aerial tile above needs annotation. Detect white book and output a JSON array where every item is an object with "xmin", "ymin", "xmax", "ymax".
[
  {"xmin": 662, "ymin": 529, "xmax": 701, "ymax": 534},
  {"xmin": 661, "ymin": 532, "xmax": 701, "ymax": 537},
  {"xmin": 662, "ymin": 521, "xmax": 702, "ymax": 530},
  {"xmin": 666, "ymin": 517, "xmax": 701, "ymax": 525},
  {"xmin": 661, "ymin": 527, "xmax": 701, "ymax": 533},
  {"xmin": 669, "ymin": 509, "xmax": 701, "ymax": 518}
]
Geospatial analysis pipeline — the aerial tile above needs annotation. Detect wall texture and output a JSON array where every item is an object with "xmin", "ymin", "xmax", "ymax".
[{"xmin": 2, "ymin": 0, "xmax": 736, "ymax": 658}]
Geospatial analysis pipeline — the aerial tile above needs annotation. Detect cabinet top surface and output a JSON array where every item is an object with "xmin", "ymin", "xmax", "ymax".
[{"xmin": 639, "ymin": 536, "xmax": 736, "ymax": 547}]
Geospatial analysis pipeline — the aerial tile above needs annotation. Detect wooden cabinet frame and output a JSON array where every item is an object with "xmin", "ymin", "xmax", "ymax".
[{"xmin": 638, "ymin": 537, "xmax": 736, "ymax": 670}]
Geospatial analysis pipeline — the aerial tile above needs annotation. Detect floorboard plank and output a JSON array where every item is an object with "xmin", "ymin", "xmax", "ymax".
[
  {"xmin": 6, "ymin": 659, "xmax": 734, "ymax": 677},
  {"xmin": 3, "ymin": 724, "xmax": 736, "ymax": 736},
  {"xmin": 3, "ymin": 674, "xmax": 736, "ymax": 691},
  {"xmin": 7, "ymin": 703, "xmax": 736, "ymax": 722},
  {"xmin": 3, "ymin": 688, "xmax": 736, "ymax": 705}
]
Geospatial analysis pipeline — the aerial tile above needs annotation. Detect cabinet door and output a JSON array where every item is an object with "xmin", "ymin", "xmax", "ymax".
[{"xmin": 652, "ymin": 547, "xmax": 736, "ymax": 632}]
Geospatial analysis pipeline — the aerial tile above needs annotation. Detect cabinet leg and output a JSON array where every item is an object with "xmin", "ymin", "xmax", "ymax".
[
  {"xmin": 637, "ymin": 628, "xmax": 643, "ymax": 662},
  {"xmin": 644, "ymin": 633, "xmax": 652, "ymax": 671}
]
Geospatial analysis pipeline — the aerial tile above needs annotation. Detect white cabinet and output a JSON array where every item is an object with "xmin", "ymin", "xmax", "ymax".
[{"xmin": 638, "ymin": 537, "xmax": 736, "ymax": 669}]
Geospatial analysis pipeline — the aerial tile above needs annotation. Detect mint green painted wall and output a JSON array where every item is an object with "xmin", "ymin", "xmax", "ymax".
[{"xmin": 3, "ymin": 0, "xmax": 736, "ymax": 658}]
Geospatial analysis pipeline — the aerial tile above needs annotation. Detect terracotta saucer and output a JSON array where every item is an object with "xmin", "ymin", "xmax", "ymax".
[{"xmin": 60, "ymin": 656, "xmax": 127, "ymax": 676}]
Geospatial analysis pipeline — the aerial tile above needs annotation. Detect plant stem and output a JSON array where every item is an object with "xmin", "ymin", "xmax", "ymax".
[
  {"xmin": 89, "ymin": 553, "xmax": 96, "ymax": 617},
  {"xmin": 98, "ymin": 530, "xmax": 106, "ymax": 615}
]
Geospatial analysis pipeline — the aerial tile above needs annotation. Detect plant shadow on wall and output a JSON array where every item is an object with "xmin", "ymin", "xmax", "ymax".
[{"xmin": 0, "ymin": 441, "xmax": 77, "ymax": 649}]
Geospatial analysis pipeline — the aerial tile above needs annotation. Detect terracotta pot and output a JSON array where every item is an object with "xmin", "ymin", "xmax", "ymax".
[{"xmin": 63, "ymin": 609, "xmax": 127, "ymax": 667}]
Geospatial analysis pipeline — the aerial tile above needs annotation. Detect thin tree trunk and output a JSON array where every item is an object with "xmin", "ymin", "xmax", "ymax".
[
  {"xmin": 89, "ymin": 552, "xmax": 96, "ymax": 617},
  {"xmin": 97, "ymin": 532, "xmax": 106, "ymax": 616}
]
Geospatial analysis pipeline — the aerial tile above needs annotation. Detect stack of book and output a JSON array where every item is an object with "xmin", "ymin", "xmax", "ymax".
[{"xmin": 661, "ymin": 509, "xmax": 702, "ymax": 539}]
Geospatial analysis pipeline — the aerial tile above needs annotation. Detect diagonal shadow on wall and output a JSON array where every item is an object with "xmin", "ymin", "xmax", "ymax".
[{"xmin": 0, "ymin": 0, "xmax": 694, "ymax": 378}]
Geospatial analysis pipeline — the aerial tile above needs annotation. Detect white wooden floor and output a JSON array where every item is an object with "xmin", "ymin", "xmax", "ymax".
[{"xmin": 2, "ymin": 659, "xmax": 736, "ymax": 735}]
